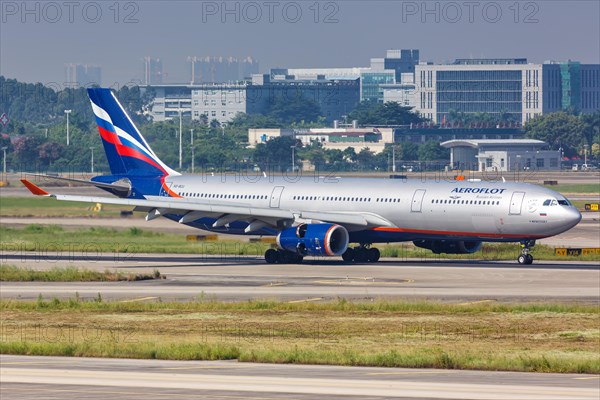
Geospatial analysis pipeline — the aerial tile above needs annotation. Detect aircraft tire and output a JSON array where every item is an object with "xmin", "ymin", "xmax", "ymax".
[
  {"xmin": 342, "ymin": 248, "xmax": 355, "ymax": 263},
  {"xmin": 367, "ymin": 248, "xmax": 380, "ymax": 263},
  {"xmin": 265, "ymin": 249, "xmax": 278, "ymax": 264}
]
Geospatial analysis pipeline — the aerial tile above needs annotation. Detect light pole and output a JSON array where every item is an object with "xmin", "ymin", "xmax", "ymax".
[
  {"xmin": 584, "ymin": 144, "xmax": 589, "ymax": 166},
  {"xmin": 392, "ymin": 145, "xmax": 397, "ymax": 173},
  {"xmin": 179, "ymin": 108, "xmax": 183, "ymax": 170},
  {"xmin": 1, "ymin": 146, "xmax": 7, "ymax": 175},
  {"xmin": 291, "ymin": 145, "xmax": 296, "ymax": 172},
  {"xmin": 191, "ymin": 145, "xmax": 195, "ymax": 174},
  {"xmin": 89, "ymin": 147, "xmax": 95, "ymax": 174},
  {"xmin": 64, "ymin": 109, "xmax": 72, "ymax": 146},
  {"xmin": 190, "ymin": 128, "xmax": 194, "ymax": 146}
]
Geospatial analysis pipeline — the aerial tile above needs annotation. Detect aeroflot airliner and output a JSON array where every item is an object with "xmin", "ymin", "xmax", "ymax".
[{"xmin": 22, "ymin": 88, "xmax": 582, "ymax": 264}]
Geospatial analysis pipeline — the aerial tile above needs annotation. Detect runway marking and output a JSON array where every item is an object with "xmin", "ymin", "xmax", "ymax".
[
  {"xmin": 261, "ymin": 282, "xmax": 288, "ymax": 287},
  {"xmin": 119, "ymin": 297, "xmax": 159, "ymax": 303},
  {"xmin": 367, "ymin": 371, "xmax": 458, "ymax": 376},
  {"xmin": 0, "ymin": 386, "xmax": 286, "ymax": 399},
  {"xmin": 457, "ymin": 299, "xmax": 497, "ymax": 306},
  {"xmin": 161, "ymin": 365, "xmax": 250, "ymax": 370},
  {"xmin": 287, "ymin": 297, "xmax": 323, "ymax": 304},
  {"xmin": 0, "ymin": 361, "xmax": 72, "ymax": 366},
  {"xmin": 313, "ymin": 278, "xmax": 413, "ymax": 286},
  {"xmin": 574, "ymin": 376, "xmax": 600, "ymax": 380}
]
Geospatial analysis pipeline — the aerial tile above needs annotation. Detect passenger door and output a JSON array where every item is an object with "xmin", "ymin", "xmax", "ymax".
[
  {"xmin": 509, "ymin": 191, "xmax": 526, "ymax": 215},
  {"xmin": 270, "ymin": 186, "xmax": 285, "ymax": 208},
  {"xmin": 411, "ymin": 189, "xmax": 426, "ymax": 212}
]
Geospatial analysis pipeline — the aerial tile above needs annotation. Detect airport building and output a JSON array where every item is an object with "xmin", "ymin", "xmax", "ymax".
[
  {"xmin": 248, "ymin": 127, "xmax": 394, "ymax": 154},
  {"xmin": 145, "ymin": 74, "xmax": 360, "ymax": 124},
  {"xmin": 360, "ymin": 50, "xmax": 420, "ymax": 103},
  {"xmin": 441, "ymin": 139, "xmax": 561, "ymax": 172},
  {"xmin": 415, "ymin": 59, "xmax": 600, "ymax": 125}
]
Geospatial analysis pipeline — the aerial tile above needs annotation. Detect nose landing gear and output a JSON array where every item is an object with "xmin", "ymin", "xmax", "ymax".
[{"xmin": 517, "ymin": 240, "xmax": 535, "ymax": 265}]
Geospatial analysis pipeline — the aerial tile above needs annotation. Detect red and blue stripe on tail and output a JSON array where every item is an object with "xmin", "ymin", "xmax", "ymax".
[{"xmin": 87, "ymin": 88, "xmax": 179, "ymax": 177}]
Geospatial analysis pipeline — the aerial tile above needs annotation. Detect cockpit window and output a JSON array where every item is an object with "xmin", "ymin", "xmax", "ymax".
[
  {"xmin": 558, "ymin": 199, "xmax": 571, "ymax": 206},
  {"xmin": 543, "ymin": 199, "xmax": 560, "ymax": 206}
]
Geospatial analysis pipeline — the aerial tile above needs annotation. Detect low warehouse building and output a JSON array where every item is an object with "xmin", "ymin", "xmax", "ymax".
[{"xmin": 441, "ymin": 139, "xmax": 561, "ymax": 172}]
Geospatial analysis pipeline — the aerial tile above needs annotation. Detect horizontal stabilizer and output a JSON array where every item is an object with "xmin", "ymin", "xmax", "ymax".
[
  {"xmin": 20, "ymin": 179, "xmax": 51, "ymax": 196},
  {"xmin": 26, "ymin": 174, "xmax": 131, "ymax": 197}
]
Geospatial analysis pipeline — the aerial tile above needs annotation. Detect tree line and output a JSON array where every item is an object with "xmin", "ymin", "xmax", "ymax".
[{"xmin": 1, "ymin": 77, "xmax": 598, "ymax": 174}]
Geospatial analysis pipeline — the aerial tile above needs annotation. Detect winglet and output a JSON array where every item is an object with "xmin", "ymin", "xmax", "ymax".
[{"xmin": 20, "ymin": 179, "xmax": 51, "ymax": 196}]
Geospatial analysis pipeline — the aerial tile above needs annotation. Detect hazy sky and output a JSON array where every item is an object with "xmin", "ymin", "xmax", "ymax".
[{"xmin": 1, "ymin": 0, "xmax": 599, "ymax": 86}]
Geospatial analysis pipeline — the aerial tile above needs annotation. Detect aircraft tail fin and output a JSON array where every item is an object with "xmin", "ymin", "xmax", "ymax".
[{"xmin": 87, "ymin": 88, "xmax": 179, "ymax": 177}]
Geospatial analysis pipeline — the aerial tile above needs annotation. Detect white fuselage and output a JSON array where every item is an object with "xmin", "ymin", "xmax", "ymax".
[{"xmin": 149, "ymin": 175, "xmax": 582, "ymax": 243}]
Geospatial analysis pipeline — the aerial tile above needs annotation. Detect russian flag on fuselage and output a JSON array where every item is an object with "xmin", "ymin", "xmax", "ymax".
[{"xmin": 87, "ymin": 88, "xmax": 178, "ymax": 177}]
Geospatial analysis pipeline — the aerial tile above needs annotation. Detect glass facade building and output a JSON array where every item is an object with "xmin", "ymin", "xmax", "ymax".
[
  {"xmin": 436, "ymin": 70, "xmax": 523, "ymax": 121},
  {"xmin": 360, "ymin": 71, "xmax": 395, "ymax": 103}
]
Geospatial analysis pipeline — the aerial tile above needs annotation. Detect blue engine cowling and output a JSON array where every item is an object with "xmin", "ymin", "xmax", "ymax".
[
  {"xmin": 277, "ymin": 223, "xmax": 350, "ymax": 257},
  {"xmin": 413, "ymin": 240, "xmax": 482, "ymax": 254}
]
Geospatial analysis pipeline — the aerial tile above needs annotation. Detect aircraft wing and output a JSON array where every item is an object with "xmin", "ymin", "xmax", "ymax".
[
  {"xmin": 21, "ymin": 179, "xmax": 395, "ymax": 231},
  {"xmin": 26, "ymin": 174, "xmax": 131, "ymax": 197}
]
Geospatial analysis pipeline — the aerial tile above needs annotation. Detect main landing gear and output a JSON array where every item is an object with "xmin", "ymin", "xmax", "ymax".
[
  {"xmin": 517, "ymin": 240, "xmax": 535, "ymax": 265},
  {"xmin": 264, "ymin": 248, "xmax": 304, "ymax": 264},
  {"xmin": 342, "ymin": 244, "xmax": 381, "ymax": 263}
]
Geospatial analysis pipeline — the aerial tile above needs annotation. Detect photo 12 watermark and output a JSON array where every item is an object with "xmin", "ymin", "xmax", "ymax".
[
  {"xmin": 1, "ymin": 1, "xmax": 140, "ymax": 24},
  {"xmin": 399, "ymin": 1, "xmax": 540, "ymax": 24},
  {"xmin": 198, "ymin": 1, "xmax": 340, "ymax": 24}
]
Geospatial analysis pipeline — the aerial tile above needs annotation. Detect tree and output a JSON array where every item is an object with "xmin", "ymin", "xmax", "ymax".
[
  {"xmin": 524, "ymin": 112, "xmax": 587, "ymax": 157},
  {"xmin": 12, "ymin": 136, "xmax": 44, "ymax": 168},
  {"xmin": 342, "ymin": 147, "xmax": 357, "ymax": 163},
  {"xmin": 356, "ymin": 148, "xmax": 376, "ymax": 169},
  {"xmin": 266, "ymin": 95, "xmax": 322, "ymax": 125},
  {"xmin": 253, "ymin": 136, "xmax": 299, "ymax": 171},
  {"xmin": 38, "ymin": 142, "xmax": 64, "ymax": 167},
  {"xmin": 418, "ymin": 141, "xmax": 449, "ymax": 161},
  {"xmin": 581, "ymin": 111, "xmax": 600, "ymax": 147},
  {"xmin": 348, "ymin": 101, "xmax": 424, "ymax": 126}
]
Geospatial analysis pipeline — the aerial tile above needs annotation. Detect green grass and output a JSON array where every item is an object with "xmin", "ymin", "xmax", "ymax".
[
  {"xmin": 1, "ymin": 224, "xmax": 598, "ymax": 261},
  {"xmin": 0, "ymin": 265, "xmax": 162, "ymax": 282},
  {"xmin": 0, "ymin": 196, "xmax": 130, "ymax": 217},
  {"xmin": 544, "ymin": 183, "xmax": 600, "ymax": 194},
  {"xmin": 1, "ymin": 298, "xmax": 598, "ymax": 373},
  {"xmin": 0, "ymin": 224, "xmax": 271, "ymax": 256}
]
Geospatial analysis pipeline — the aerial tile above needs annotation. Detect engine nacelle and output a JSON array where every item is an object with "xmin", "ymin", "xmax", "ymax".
[
  {"xmin": 277, "ymin": 223, "xmax": 349, "ymax": 257},
  {"xmin": 413, "ymin": 240, "xmax": 482, "ymax": 254}
]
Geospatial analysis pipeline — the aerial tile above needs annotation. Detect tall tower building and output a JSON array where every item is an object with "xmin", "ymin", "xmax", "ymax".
[
  {"xmin": 143, "ymin": 57, "xmax": 163, "ymax": 85},
  {"xmin": 65, "ymin": 64, "xmax": 102, "ymax": 87}
]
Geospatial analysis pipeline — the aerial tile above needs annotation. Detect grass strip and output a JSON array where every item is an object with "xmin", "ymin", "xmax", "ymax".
[
  {"xmin": 1, "ymin": 225, "xmax": 599, "ymax": 261},
  {"xmin": 0, "ymin": 265, "xmax": 162, "ymax": 282},
  {"xmin": 0, "ymin": 298, "xmax": 598, "ymax": 373},
  {"xmin": 0, "ymin": 197, "xmax": 130, "ymax": 217}
]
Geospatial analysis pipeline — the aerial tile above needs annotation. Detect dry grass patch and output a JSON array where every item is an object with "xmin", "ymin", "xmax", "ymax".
[{"xmin": 0, "ymin": 299, "xmax": 598, "ymax": 373}]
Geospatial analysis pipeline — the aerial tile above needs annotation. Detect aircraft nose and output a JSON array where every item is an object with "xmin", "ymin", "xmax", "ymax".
[{"xmin": 566, "ymin": 207, "xmax": 582, "ymax": 227}]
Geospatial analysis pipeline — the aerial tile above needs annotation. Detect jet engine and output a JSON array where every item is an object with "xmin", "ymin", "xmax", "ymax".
[
  {"xmin": 277, "ymin": 223, "xmax": 350, "ymax": 257},
  {"xmin": 413, "ymin": 240, "xmax": 482, "ymax": 254}
]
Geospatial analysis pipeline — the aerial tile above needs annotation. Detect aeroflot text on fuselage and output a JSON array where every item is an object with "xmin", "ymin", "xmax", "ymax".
[{"xmin": 451, "ymin": 188, "xmax": 507, "ymax": 194}]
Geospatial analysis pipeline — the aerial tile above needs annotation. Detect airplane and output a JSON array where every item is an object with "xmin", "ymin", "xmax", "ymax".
[{"xmin": 21, "ymin": 88, "xmax": 582, "ymax": 265}]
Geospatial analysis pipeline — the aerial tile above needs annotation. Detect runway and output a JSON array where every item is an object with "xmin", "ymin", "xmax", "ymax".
[
  {"xmin": 1, "ymin": 253, "xmax": 599, "ymax": 302},
  {"xmin": 1, "ymin": 355, "xmax": 598, "ymax": 400}
]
